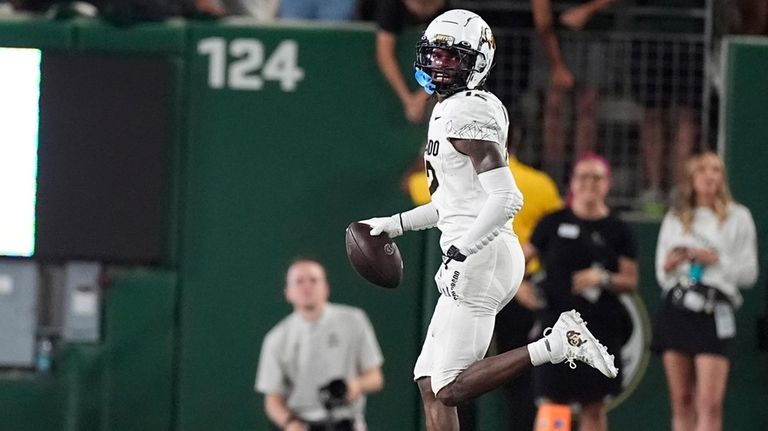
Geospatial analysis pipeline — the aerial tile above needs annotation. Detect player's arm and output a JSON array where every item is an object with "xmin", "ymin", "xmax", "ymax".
[
  {"xmin": 446, "ymin": 138, "xmax": 523, "ymax": 261},
  {"xmin": 360, "ymin": 155, "xmax": 439, "ymax": 237},
  {"xmin": 264, "ymin": 394, "xmax": 303, "ymax": 430},
  {"xmin": 452, "ymin": 138, "xmax": 506, "ymax": 172},
  {"xmin": 361, "ymin": 202, "xmax": 439, "ymax": 238}
]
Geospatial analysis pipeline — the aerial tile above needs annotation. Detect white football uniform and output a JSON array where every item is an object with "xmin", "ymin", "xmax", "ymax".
[
  {"xmin": 423, "ymin": 89, "xmax": 512, "ymax": 251},
  {"xmin": 414, "ymin": 90, "xmax": 526, "ymax": 394}
]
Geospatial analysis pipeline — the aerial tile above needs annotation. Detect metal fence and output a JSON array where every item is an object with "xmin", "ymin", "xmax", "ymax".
[{"xmin": 485, "ymin": 30, "xmax": 707, "ymax": 212}]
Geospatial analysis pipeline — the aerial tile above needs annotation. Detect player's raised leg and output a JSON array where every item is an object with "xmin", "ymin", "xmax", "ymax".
[
  {"xmin": 435, "ymin": 344, "xmax": 533, "ymax": 407},
  {"xmin": 434, "ymin": 310, "xmax": 618, "ymax": 408}
]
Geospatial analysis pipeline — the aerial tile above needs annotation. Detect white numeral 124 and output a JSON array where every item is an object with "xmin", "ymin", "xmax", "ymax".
[{"xmin": 197, "ymin": 37, "xmax": 305, "ymax": 92}]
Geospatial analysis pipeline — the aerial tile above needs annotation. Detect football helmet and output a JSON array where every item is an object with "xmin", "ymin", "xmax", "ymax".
[{"xmin": 414, "ymin": 9, "xmax": 496, "ymax": 96}]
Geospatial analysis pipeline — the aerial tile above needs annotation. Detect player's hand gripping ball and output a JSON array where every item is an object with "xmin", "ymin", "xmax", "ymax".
[{"xmin": 346, "ymin": 221, "xmax": 403, "ymax": 288}]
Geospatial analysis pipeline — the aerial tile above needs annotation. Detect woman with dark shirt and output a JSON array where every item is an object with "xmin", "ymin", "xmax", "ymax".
[{"xmin": 524, "ymin": 154, "xmax": 638, "ymax": 431}]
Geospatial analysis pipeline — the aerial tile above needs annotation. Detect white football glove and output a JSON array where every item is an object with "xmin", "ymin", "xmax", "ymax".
[
  {"xmin": 435, "ymin": 260, "xmax": 465, "ymax": 300},
  {"xmin": 359, "ymin": 215, "xmax": 403, "ymax": 238},
  {"xmin": 434, "ymin": 247, "xmax": 468, "ymax": 300}
]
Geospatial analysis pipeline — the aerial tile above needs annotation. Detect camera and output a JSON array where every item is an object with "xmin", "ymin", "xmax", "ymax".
[{"xmin": 319, "ymin": 379, "xmax": 347, "ymax": 410}]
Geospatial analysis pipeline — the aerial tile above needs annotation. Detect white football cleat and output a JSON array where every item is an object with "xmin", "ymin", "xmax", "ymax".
[{"xmin": 544, "ymin": 309, "xmax": 619, "ymax": 378}]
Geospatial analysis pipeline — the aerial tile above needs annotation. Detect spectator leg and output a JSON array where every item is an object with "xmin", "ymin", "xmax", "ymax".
[
  {"xmin": 574, "ymin": 86, "xmax": 598, "ymax": 158},
  {"xmin": 543, "ymin": 88, "xmax": 567, "ymax": 180},
  {"xmin": 640, "ymin": 107, "xmax": 664, "ymax": 193},
  {"xmin": 672, "ymin": 106, "xmax": 698, "ymax": 186},
  {"xmin": 693, "ymin": 354, "xmax": 729, "ymax": 431},
  {"xmin": 663, "ymin": 351, "xmax": 696, "ymax": 431}
]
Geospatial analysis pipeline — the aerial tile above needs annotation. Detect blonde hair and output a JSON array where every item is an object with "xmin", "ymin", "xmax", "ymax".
[{"xmin": 673, "ymin": 151, "xmax": 733, "ymax": 232}]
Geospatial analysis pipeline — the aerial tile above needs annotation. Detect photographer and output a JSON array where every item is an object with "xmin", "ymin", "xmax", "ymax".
[
  {"xmin": 256, "ymin": 259, "xmax": 384, "ymax": 431},
  {"xmin": 653, "ymin": 152, "xmax": 758, "ymax": 431}
]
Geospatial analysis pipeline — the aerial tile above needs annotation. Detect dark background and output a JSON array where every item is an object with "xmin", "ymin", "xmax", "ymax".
[{"xmin": 36, "ymin": 54, "xmax": 172, "ymax": 263}]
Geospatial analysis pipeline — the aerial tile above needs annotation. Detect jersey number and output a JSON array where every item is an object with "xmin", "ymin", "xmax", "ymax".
[
  {"xmin": 425, "ymin": 140, "xmax": 440, "ymax": 194},
  {"xmin": 425, "ymin": 161, "xmax": 439, "ymax": 195},
  {"xmin": 425, "ymin": 139, "xmax": 440, "ymax": 156}
]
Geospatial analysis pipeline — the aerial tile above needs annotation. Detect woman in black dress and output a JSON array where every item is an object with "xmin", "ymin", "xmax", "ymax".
[{"xmin": 524, "ymin": 154, "xmax": 639, "ymax": 431}]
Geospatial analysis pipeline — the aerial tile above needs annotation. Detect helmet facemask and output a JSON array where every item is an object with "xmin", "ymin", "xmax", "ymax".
[{"xmin": 415, "ymin": 41, "xmax": 482, "ymax": 96}]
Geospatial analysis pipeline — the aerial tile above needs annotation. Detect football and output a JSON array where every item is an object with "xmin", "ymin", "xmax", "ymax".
[{"xmin": 345, "ymin": 222, "xmax": 403, "ymax": 289}]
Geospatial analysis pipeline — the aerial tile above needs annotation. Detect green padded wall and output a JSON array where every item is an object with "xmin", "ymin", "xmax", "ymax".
[
  {"xmin": 719, "ymin": 35, "xmax": 768, "ymax": 428},
  {"xmin": 177, "ymin": 22, "xmax": 427, "ymax": 431},
  {"xmin": 0, "ymin": 16, "xmax": 73, "ymax": 48},
  {"xmin": 101, "ymin": 271, "xmax": 177, "ymax": 431},
  {"xmin": 0, "ymin": 374, "xmax": 64, "ymax": 430},
  {"xmin": 609, "ymin": 222, "xmax": 667, "ymax": 429}
]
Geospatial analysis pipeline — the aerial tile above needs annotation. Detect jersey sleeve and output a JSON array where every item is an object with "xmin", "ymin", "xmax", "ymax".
[
  {"xmin": 254, "ymin": 331, "xmax": 287, "ymax": 395},
  {"xmin": 443, "ymin": 93, "xmax": 507, "ymax": 145}
]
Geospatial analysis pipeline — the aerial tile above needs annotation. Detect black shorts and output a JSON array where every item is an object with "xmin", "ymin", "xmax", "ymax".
[
  {"xmin": 651, "ymin": 293, "xmax": 733, "ymax": 358},
  {"xmin": 630, "ymin": 39, "xmax": 704, "ymax": 109},
  {"xmin": 532, "ymin": 311, "xmax": 624, "ymax": 405}
]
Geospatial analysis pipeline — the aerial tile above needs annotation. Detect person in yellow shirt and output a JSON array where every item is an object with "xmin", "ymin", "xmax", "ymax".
[
  {"xmin": 403, "ymin": 134, "xmax": 563, "ymax": 430},
  {"xmin": 404, "ymin": 154, "xmax": 432, "ymax": 206},
  {"xmin": 506, "ymin": 155, "xmax": 563, "ymax": 265}
]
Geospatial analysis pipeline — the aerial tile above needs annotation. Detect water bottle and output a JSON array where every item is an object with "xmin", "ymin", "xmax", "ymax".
[
  {"xmin": 688, "ymin": 262, "xmax": 703, "ymax": 285},
  {"xmin": 36, "ymin": 338, "xmax": 52, "ymax": 374}
]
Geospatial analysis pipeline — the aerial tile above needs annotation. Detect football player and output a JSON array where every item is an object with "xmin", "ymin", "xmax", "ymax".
[{"xmin": 360, "ymin": 10, "xmax": 618, "ymax": 431}]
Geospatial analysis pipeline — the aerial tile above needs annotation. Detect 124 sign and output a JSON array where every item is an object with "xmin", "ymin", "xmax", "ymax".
[{"xmin": 197, "ymin": 38, "xmax": 305, "ymax": 92}]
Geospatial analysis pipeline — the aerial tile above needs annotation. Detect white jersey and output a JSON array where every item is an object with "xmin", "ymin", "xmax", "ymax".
[{"xmin": 424, "ymin": 89, "xmax": 512, "ymax": 251}]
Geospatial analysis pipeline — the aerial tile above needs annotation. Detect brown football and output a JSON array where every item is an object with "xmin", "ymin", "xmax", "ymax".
[{"xmin": 345, "ymin": 222, "xmax": 403, "ymax": 289}]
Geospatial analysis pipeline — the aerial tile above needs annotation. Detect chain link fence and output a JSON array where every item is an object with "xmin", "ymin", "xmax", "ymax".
[{"xmin": 486, "ymin": 30, "xmax": 707, "ymax": 212}]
